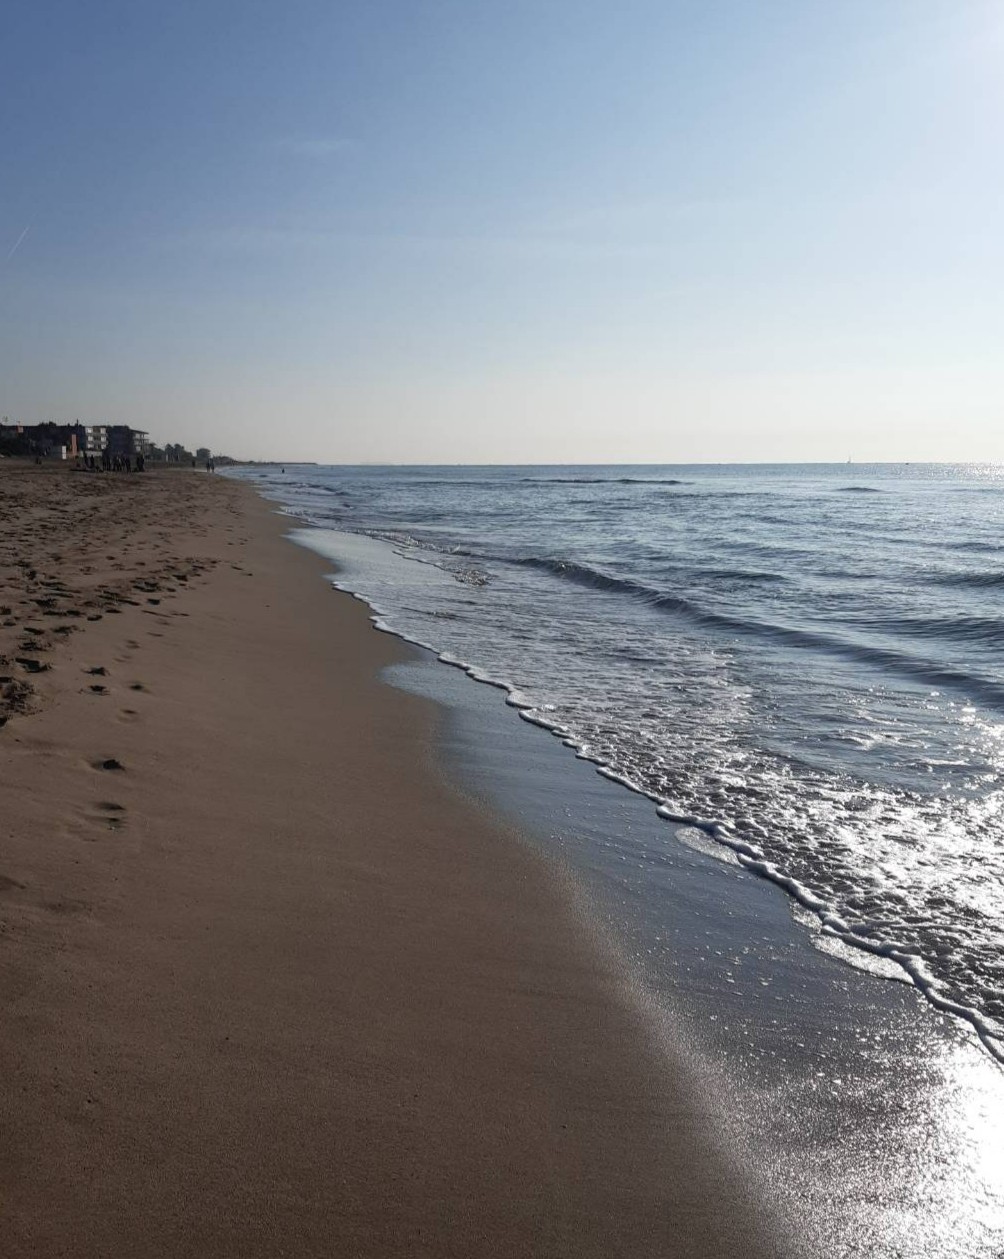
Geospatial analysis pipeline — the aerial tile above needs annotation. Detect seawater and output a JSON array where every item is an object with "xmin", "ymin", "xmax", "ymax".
[{"xmin": 236, "ymin": 463, "xmax": 1004, "ymax": 1060}]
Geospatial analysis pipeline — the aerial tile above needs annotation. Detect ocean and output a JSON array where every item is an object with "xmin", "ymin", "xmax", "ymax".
[{"xmin": 236, "ymin": 461, "xmax": 1004, "ymax": 1066}]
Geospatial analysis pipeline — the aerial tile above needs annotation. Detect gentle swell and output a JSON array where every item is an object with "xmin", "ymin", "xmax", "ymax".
[
  {"xmin": 841, "ymin": 611, "xmax": 1004, "ymax": 645},
  {"xmin": 510, "ymin": 556, "xmax": 663, "ymax": 598},
  {"xmin": 330, "ymin": 475, "xmax": 691, "ymax": 490},
  {"xmin": 508, "ymin": 555, "xmax": 1004, "ymax": 708},
  {"xmin": 929, "ymin": 570, "xmax": 1004, "ymax": 590},
  {"xmin": 520, "ymin": 476, "xmax": 691, "ymax": 485}
]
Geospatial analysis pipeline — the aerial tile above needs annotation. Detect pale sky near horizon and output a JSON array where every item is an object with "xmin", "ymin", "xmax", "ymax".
[{"xmin": 2, "ymin": 1, "xmax": 1002, "ymax": 463}]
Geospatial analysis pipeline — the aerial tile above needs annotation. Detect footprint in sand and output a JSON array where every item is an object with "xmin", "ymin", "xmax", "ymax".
[
  {"xmin": 19, "ymin": 639, "xmax": 52, "ymax": 654},
  {"xmin": 92, "ymin": 757, "xmax": 125, "ymax": 772},
  {"xmin": 17, "ymin": 657, "xmax": 51, "ymax": 674},
  {"xmin": 41, "ymin": 896, "xmax": 91, "ymax": 916},
  {"xmin": 72, "ymin": 801, "xmax": 127, "ymax": 838}
]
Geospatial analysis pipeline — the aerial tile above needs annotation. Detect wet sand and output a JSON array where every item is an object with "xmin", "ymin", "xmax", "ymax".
[{"xmin": 0, "ymin": 463, "xmax": 784, "ymax": 1257}]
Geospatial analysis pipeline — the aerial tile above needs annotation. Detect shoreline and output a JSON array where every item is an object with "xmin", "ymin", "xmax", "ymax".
[
  {"xmin": 280, "ymin": 511, "xmax": 1004, "ymax": 1259},
  {"xmin": 1, "ymin": 465, "xmax": 784, "ymax": 1256},
  {"xmin": 285, "ymin": 524, "xmax": 1001, "ymax": 1064}
]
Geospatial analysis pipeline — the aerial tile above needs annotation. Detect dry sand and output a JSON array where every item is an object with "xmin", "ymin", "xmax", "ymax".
[{"xmin": 0, "ymin": 463, "xmax": 786, "ymax": 1257}]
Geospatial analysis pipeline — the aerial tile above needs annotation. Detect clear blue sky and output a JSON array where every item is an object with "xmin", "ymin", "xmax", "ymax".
[{"xmin": 2, "ymin": 1, "xmax": 1002, "ymax": 461}]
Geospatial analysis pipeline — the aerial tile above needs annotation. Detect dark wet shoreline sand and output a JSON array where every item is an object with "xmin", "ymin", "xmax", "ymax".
[{"xmin": 0, "ymin": 464, "xmax": 783, "ymax": 1256}]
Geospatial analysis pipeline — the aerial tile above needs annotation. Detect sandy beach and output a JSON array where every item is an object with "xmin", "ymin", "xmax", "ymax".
[{"xmin": 0, "ymin": 464, "xmax": 784, "ymax": 1257}]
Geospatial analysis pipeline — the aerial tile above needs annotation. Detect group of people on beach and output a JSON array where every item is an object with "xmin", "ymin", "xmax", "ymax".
[{"xmin": 77, "ymin": 451, "xmax": 146, "ymax": 473}]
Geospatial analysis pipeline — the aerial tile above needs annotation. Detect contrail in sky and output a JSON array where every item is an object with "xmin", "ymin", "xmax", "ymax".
[{"xmin": 5, "ymin": 225, "xmax": 30, "ymax": 262}]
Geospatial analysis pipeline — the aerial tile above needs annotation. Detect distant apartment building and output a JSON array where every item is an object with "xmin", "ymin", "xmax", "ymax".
[
  {"xmin": 83, "ymin": 425, "xmax": 108, "ymax": 453},
  {"xmin": 84, "ymin": 425, "xmax": 150, "ymax": 456},
  {"xmin": 106, "ymin": 425, "xmax": 151, "ymax": 458}
]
